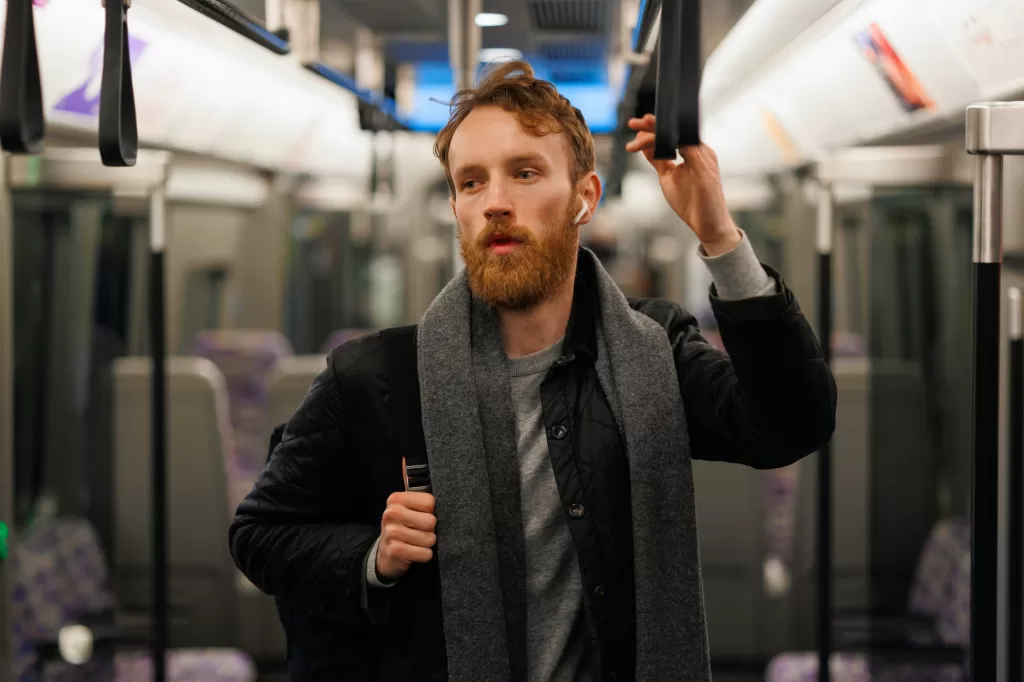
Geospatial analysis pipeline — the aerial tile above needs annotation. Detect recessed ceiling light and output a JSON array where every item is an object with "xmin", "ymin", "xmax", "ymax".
[
  {"xmin": 475, "ymin": 12, "xmax": 509, "ymax": 27},
  {"xmin": 479, "ymin": 47, "xmax": 522, "ymax": 63}
]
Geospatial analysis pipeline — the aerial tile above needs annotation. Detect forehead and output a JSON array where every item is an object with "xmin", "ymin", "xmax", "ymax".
[{"xmin": 448, "ymin": 106, "xmax": 570, "ymax": 174}]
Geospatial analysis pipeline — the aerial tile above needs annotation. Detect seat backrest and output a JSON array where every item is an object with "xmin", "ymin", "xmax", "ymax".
[
  {"xmin": 10, "ymin": 522, "xmax": 62, "ymax": 680},
  {"xmin": 10, "ymin": 517, "xmax": 114, "ymax": 682},
  {"xmin": 788, "ymin": 358, "xmax": 935, "ymax": 648},
  {"xmin": 191, "ymin": 330, "xmax": 294, "ymax": 480},
  {"xmin": 934, "ymin": 527, "xmax": 970, "ymax": 646},
  {"xmin": 320, "ymin": 328, "xmax": 373, "ymax": 354},
  {"xmin": 908, "ymin": 517, "xmax": 971, "ymax": 620},
  {"xmin": 267, "ymin": 355, "xmax": 328, "ymax": 431},
  {"xmin": 52, "ymin": 517, "xmax": 114, "ymax": 616},
  {"xmin": 113, "ymin": 356, "xmax": 239, "ymax": 647}
]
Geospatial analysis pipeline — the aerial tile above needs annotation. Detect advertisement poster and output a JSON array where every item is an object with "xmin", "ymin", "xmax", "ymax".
[
  {"xmin": 928, "ymin": 0, "xmax": 1024, "ymax": 98},
  {"xmin": 855, "ymin": 22, "xmax": 936, "ymax": 113}
]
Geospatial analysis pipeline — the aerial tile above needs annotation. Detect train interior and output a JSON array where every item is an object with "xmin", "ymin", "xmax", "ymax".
[{"xmin": 2, "ymin": 0, "xmax": 1024, "ymax": 680}]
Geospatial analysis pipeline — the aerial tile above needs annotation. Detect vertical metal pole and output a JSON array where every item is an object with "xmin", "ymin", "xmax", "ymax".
[
  {"xmin": 0, "ymin": 156, "xmax": 15, "ymax": 682},
  {"xmin": 1009, "ymin": 286, "xmax": 1022, "ymax": 682},
  {"xmin": 970, "ymin": 151, "xmax": 1002, "ymax": 682},
  {"xmin": 816, "ymin": 183, "xmax": 833, "ymax": 682},
  {"xmin": 448, "ymin": 0, "xmax": 480, "ymax": 90},
  {"xmin": 149, "ymin": 185, "xmax": 168, "ymax": 682}
]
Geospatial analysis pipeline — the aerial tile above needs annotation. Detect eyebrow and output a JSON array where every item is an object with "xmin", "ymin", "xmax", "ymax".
[{"xmin": 452, "ymin": 153, "xmax": 548, "ymax": 178}]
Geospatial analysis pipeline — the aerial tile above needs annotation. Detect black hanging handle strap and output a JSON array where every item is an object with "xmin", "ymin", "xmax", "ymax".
[
  {"xmin": 0, "ymin": 0, "xmax": 45, "ymax": 154},
  {"xmin": 385, "ymin": 326, "xmax": 431, "ymax": 495},
  {"xmin": 99, "ymin": 0, "xmax": 138, "ymax": 166},
  {"xmin": 653, "ymin": 0, "xmax": 701, "ymax": 159}
]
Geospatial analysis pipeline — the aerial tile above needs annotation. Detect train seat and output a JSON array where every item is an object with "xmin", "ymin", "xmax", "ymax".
[
  {"xmin": 765, "ymin": 518, "xmax": 969, "ymax": 682},
  {"xmin": 190, "ymin": 329, "xmax": 294, "ymax": 502},
  {"xmin": 267, "ymin": 355, "xmax": 328, "ymax": 431},
  {"xmin": 10, "ymin": 516, "xmax": 256, "ymax": 682},
  {"xmin": 113, "ymin": 357, "xmax": 239, "ymax": 648},
  {"xmin": 320, "ymin": 328, "xmax": 373, "ymax": 353}
]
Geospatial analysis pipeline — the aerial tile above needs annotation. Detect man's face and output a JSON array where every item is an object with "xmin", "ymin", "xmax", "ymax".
[{"xmin": 447, "ymin": 106, "xmax": 586, "ymax": 309}]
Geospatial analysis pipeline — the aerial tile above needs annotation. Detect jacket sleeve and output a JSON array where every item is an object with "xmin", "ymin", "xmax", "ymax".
[
  {"xmin": 667, "ymin": 266, "xmax": 837, "ymax": 469},
  {"xmin": 228, "ymin": 352, "xmax": 387, "ymax": 625}
]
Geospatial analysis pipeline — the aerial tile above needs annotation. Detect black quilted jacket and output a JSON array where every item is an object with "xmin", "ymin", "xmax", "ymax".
[{"xmin": 229, "ymin": 262, "xmax": 836, "ymax": 682}]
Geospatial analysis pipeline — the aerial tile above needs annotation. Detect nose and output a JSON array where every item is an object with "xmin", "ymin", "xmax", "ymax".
[{"xmin": 483, "ymin": 183, "xmax": 514, "ymax": 222}]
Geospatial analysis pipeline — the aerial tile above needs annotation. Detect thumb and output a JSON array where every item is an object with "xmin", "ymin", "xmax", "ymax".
[{"xmin": 642, "ymin": 145, "xmax": 677, "ymax": 177}]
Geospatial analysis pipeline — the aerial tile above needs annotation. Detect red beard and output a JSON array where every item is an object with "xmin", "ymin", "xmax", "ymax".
[{"xmin": 458, "ymin": 197, "xmax": 579, "ymax": 309}]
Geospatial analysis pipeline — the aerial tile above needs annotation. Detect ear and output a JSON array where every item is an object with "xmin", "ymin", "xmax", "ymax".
[{"xmin": 575, "ymin": 172, "xmax": 602, "ymax": 226}]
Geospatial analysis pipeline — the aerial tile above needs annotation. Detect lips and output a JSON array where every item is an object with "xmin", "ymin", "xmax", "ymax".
[{"xmin": 487, "ymin": 233, "xmax": 523, "ymax": 247}]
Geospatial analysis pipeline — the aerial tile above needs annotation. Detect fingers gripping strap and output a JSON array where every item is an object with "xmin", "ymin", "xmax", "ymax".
[
  {"xmin": 0, "ymin": 0, "xmax": 45, "ymax": 154},
  {"xmin": 99, "ymin": 0, "xmax": 138, "ymax": 166}
]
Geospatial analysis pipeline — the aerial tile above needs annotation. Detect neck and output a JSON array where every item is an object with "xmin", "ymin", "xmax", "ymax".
[{"xmin": 498, "ymin": 276, "xmax": 575, "ymax": 358}]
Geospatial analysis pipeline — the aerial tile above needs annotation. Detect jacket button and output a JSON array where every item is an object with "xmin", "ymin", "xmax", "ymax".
[
  {"xmin": 568, "ymin": 503, "xmax": 585, "ymax": 519},
  {"xmin": 550, "ymin": 424, "xmax": 568, "ymax": 440},
  {"xmin": 594, "ymin": 584, "xmax": 605, "ymax": 599}
]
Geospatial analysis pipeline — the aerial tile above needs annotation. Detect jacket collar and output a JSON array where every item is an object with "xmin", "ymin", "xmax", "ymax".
[{"xmin": 563, "ymin": 249, "xmax": 599, "ymax": 363}]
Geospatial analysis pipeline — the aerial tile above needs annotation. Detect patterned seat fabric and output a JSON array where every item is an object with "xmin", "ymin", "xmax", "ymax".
[
  {"xmin": 191, "ymin": 329, "xmax": 294, "ymax": 506},
  {"xmin": 320, "ymin": 328, "xmax": 374, "ymax": 354},
  {"xmin": 765, "ymin": 518, "xmax": 970, "ymax": 682},
  {"xmin": 10, "ymin": 517, "xmax": 256, "ymax": 682}
]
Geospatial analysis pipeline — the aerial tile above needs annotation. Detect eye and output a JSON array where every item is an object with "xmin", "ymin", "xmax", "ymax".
[
  {"xmin": 462, "ymin": 180, "xmax": 478, "ymax": 190},
  {"xmin": 516, "ymin": 170, "xmax": 536, "ymax": 180}
]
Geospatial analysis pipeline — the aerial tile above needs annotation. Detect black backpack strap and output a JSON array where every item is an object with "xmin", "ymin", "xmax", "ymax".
[{"xmin": 385, "ymin": 326, "xmax": 430, "ymax": 494}]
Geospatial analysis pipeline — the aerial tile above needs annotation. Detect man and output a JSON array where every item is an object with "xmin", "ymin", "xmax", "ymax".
[{"xmin": 230, "ymin": 61, "xmax": 836, "ymax": 682}]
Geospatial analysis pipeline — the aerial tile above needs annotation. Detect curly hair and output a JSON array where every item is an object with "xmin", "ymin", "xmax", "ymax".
[{"xmin": 433, "ymin": 60, "xmax": 596, "ymax": 196}]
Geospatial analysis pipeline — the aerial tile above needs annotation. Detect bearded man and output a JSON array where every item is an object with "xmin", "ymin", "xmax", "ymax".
[{"xmin": 230, "ymin": 60, "xmax": 836, "ymax": 682}]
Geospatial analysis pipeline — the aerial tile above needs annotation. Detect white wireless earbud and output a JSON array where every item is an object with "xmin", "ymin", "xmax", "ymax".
[{"xmin": 573, "ymin": 200, "xmax": 589, "ymax": 225}]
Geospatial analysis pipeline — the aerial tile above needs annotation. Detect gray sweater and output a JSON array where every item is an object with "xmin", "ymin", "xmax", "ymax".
[{"xmin": 365, "ymin": 233, "xmax": 774, "ymax": 680}]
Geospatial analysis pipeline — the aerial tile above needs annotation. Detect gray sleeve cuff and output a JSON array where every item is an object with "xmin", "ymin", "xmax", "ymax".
[
  {"xmin": 697, "ymin": 230, "xmax": 777, "ymax": 300},
  {"xmin": 365, "ymin": 536, "xmax": 399, "ymax": 589}
]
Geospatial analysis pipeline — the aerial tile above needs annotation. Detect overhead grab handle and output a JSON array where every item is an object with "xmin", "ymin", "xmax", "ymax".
[
  {"xmin": 653, "ymin": 0, "xmax": 700, "ymax": 159},
  {"xmin": 0, "ymin": 0, "xmax": 45, "ymax": 154},
  {"xmin": 98, "ymin": 0, "xmax": 138, "ymax": 166},
  {"xmin": 174, "ymin": 0, "xmax": 289, "ymax": 54}
]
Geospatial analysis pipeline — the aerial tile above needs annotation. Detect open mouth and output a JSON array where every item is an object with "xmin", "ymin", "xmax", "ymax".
[{"xmin": 487, "ymin": 234, "xmax": 524, "ymax": 249}]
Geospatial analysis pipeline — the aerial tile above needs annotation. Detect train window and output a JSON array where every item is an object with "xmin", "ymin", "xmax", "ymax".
[
  {"xmin": 284, "ymin": 210, "xmax": 404, "ymax": 353},
  {"xmin": 11, "ymin": 189, "xmax": 147, "ymax": 553},
  {"xmin": 852, "ymin": 186, "xmax": 973, "ymax": 609}
]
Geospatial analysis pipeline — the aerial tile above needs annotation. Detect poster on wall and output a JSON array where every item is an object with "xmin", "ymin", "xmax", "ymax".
[
  {"xmin": 928, "ymin": 0, "xmax": 1024, "ymax": 98},
  {"xmin": 854, "ymin": 22, "xmax": 936, "ymax": 113}
]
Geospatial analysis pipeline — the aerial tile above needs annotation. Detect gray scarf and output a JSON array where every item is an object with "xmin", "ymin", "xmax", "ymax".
[{"xmin": 416, "ymin": 247, "xmax": 712, "ymax": 681}]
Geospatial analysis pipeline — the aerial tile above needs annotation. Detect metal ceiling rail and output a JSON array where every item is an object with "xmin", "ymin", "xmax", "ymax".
[
  {"xmin": 304, "ymin": 62, "xmax": 411, "ymax": 132},
  {"xmin": 176, "ymin": 0, "xmax": 290, "ymax": 54}
]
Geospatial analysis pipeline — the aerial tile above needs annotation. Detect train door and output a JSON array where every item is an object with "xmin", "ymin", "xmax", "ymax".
[
  {"xmin": 0, "ymin": 149, "xmax": 168, "ymax": 679},
  {"xmin": 806, "ymin": 145, "xmax": 972, "ymax": 628}
]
